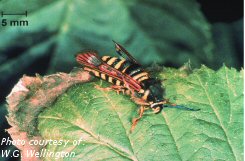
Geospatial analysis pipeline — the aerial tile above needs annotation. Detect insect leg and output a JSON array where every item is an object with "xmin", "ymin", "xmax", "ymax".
[
  {"xmin": 131, "ymin": 96, "xmax": 150, "ymax": 106},
  {"xmin": 94, "ymin": 84, "xmax": 127, "ymax": 94},
  {"xmin": 122, "ymin": 77, "xmax": 136, "ymax": 96},
  {"xmin": 130, "ymin": 106, "xmax": 145, "ymax": 132},
  {"xmin": 94, "ymin": 84, "xmax": 112, "ymax": 92},
  {"xmin": 110, "ymin": 85, "xmax": 127, "ymax": 94}
]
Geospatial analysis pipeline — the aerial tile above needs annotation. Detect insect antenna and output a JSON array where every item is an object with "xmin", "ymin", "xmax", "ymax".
[{"xmin": 164, "ymin": 104, "xmax": 200, "ymax": 111}]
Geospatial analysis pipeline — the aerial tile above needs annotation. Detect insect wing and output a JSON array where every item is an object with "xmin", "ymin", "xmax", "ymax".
[
  {"xmin": 76, "ymin": 51, "xmax": 102, "ymax": 68},
  {"xmin": 76, "ymin": 52, "xmax": 142, "ymax": 91},
  {"xmin": 76, "ymin": 51, "xmax": 123, "ymax": 79},
  {"xmin": 113, "ymin": 41, "xmax": 141, "ymax": 66},
  {"xmin": 100, "ymin": 64, "xmax": 142, "ymax": 91}
]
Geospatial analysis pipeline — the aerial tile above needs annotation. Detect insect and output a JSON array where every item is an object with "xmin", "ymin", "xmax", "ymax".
[{"xmin": 76, "ymin": 41, "xmax": 199, "ymax": 131}]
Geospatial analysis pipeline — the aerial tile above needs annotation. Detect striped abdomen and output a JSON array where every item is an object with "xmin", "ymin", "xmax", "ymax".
[
  {"xmin": 101, "ymin": 56, "xmax": 150, "ymax": 84},
  {"xmin": 84, "ymin": 67, "xmax": 125, "ymax": 86},
  {"xmin": 100, "ymin": 56, "xmax": 160, "ymax": 103},
  {"xmin": 84, "ymin": 55, "xmax": 163, "ymax": 106}
]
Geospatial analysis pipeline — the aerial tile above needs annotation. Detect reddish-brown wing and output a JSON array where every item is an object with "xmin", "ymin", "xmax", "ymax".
[{"xmin": 76, "ymin": 51, "xmax": 142, "ymax": 91}]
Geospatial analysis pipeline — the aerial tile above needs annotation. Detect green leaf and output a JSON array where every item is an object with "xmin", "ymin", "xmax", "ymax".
[
  {"xmin": 0, "ymin": 0, "xmax": 213, "ymax": 75},
  {"xmin": 36, "ymin": 65, "xmax": 243, "ymax": 161}
]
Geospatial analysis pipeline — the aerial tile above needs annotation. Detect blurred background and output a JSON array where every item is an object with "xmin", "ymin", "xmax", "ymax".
[{"xmin": 0, "ymin": 0, "xmax": 243, "ymax": 160}]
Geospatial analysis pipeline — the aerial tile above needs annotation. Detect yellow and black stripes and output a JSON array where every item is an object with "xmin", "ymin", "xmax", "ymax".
[
  {"xmin": 84, "ymin": 67, "xmax": 124, "ymax": 86},
  {"xmin": 76, "ymin": 43, "xmax": 167, "ymax": 116},
  {"xmin": 86, "ymin": 56, "xmax": 155, "ymax": 103},
  {"xmin": 114, "ymin": 59, "xmax": 126, "ymax": 69},
  {"xmin": 101, "ymin": 56, "xmax": 150, "ymax": 83},
  {"xmin": 84, "ymin": 67, "xmax": 100, "ymax": 77},
  {"xmin": 86, "ymin": 56, "xmax": 158, "ymax": 104},
  {"xmin": 101, "ymin": 56, "xmax": 111, "ymax": 62},
  {"xmin": 100, "ymin": 73, "xmax": 107, "ymax": 80},
  {"xmin": 102, "ymin": 56, "xmax": 128, "ymax": 71}
]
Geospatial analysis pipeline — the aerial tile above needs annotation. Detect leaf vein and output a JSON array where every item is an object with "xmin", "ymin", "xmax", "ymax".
[{"xmin": 195, "ymin": 74, "xmax": 237, "ymax": 161}]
